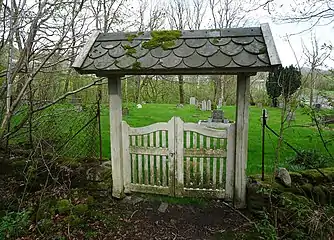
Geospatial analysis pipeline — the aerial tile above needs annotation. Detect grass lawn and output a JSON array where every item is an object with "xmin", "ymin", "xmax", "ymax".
[{"xmin": 100, "ymin": 104, "xmax": 333, "ymax": 175}]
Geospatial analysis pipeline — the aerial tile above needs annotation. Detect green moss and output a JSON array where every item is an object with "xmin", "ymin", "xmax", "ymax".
[
  {"xmin": 126, "ymin": 31, "xmax": 144, "ymax": 42},
  {"xmin": 142, "ymin": 30, "xmax": 182, "ymax": 50},
  {"xmin": 132, "ymin": 61, "xmax": 142, "ymax": 69},
  {"xmin": 259, "ymin": 47, "xmax": 267, "ymax": 54},
  {"xmin": 312, "ymin": 186, "xmax": 327, "ymax": 205},
  {"xmin": 56, "ymin": 199, "xmax": 72, "ymax": 214},
  {"xmin": 122, "ymin": 44, "xmax": 137, "ymax": 55},
  {"xmin": 212, "ymin": 38, "xmax": 220, "ymax": 44},
  {"xmin": 73, "ymin": 204, "xmax": 88, "ymax": 215}
]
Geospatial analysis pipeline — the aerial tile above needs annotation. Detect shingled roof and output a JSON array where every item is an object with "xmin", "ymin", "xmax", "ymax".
[{"xmin": 73, "ymin": 23, "xmax": 281, "ymax": 76}]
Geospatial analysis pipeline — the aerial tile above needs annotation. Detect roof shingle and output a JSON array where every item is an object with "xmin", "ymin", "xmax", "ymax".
[{"xmin": 73, "ymin": 24, "xmax": 281, "ymax": 75}]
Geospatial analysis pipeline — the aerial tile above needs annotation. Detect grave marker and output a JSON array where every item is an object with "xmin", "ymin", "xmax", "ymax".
[{"xmin": 201, "ymin": 100, "xmax": 207, "ymax": 111}]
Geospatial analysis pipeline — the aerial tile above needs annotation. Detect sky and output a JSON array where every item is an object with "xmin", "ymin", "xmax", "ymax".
[{"xmin": 261, "ymin": 18, "xmax": 334, "ymax": 69}]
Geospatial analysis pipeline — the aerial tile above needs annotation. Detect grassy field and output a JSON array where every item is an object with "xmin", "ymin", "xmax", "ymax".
[{"xmin": 100, "ymin": 104, "xmax": 333, "ymax": 174}]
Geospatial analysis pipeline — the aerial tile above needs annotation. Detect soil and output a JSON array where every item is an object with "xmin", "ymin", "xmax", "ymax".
[{"xmin": 97, "ymin": 195, "xmax": 252, "ymax": 240}]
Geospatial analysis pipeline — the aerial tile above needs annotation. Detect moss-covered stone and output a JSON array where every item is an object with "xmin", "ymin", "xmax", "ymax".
[
  {"xmin": 312, "ymin": 186, "xmax": 327, "ymax": 205},
  {"xmin": 142, "ymin": 30, "xmax": 182, "ymax": 50},
  {"xmin": 300, "ymin": 183, "xmax": 313, "ymax": 199}
]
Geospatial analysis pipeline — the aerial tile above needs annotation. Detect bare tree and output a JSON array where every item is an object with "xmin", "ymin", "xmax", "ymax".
[{"xmin": 302, "ymin": 34, "xmax": 331, "ymax": 107}]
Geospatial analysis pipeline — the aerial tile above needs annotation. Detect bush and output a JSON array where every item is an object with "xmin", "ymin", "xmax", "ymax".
[
  {"xmin": 0, "ymin": 210, "xmax": 31, "ymax": 239},
  {"xmin": 286, "ymin": 149, "xmax": 331, "ymax": 171}
]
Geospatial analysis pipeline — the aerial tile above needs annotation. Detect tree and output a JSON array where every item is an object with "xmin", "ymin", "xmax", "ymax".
[
  {"xmin": 266, "ymin": 66, "xmax": 282, "ymax": 107},
  {"xmin": 280, "ymin": 65, "xmax": 302, "ymax": 101},
  {"xmin": 302, "ymin": 35, "xmax": 331, "ymax": 107},
  {"xmin": 266, "ymin": 65, "xmax": 302, "ymax": 107}
]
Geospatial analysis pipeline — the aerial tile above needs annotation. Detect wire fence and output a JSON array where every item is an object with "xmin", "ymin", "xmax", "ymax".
[{"xmin": 5, "ymin": 88, "xmax": 103, "ymax": 160}]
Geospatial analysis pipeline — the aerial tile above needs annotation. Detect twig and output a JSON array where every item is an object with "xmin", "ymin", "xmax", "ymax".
[
  {"xmin": 221, "ymin": 201, "xmax": 256, "ymax": 226},
  {"xmin": 129, "ymin": 210, "xmax": 138, "ymax": 220}
]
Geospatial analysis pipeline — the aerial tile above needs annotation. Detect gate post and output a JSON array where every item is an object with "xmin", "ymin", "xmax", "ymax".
[
  {"xmin": 234, "ymin": 74, "xmax": 250, "ymax": 208},
  {"xmin": 108, "ymin": 76, "xmax": 124, "ymax": 198},
  {"xmin": 225, "ymin": 124, "xmax": 235, "ymax": 201},
  {"xmin": 174, "ymin": 117, "xmax": 184, "ymax": 196}
]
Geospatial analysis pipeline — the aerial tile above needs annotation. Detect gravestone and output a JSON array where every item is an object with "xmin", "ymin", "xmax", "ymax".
[
  {"xmin": 201, "ymin": 100, "xmax": 207, "ymax": 111},
  {"xmin": 218, "ymin": 98, "xmax": 223, "ymax": 108},
  {"xmin": 190, "ymin": 97, "xmax": 196, "ymax": 105},
  {"xmin": 211, "ymin": 110, "xmax": 224, "ymax": 122},
  {"xmin": 207, "ymin": 100, "xmax": 212, "ymax": 111}
]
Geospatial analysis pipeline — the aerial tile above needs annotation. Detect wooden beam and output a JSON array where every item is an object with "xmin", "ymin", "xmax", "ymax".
[
  {"xmin": 108, "ymin": 76, "xmax": 124, "ymax": 198},
  {"xmin": 234, "ymin": 73, "xmax": 250, "ymax": 209}
]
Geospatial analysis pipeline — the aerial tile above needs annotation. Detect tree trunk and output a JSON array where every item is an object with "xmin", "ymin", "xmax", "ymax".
[
  {"xmin": 272, "ymin": 97, "xmax": 278, "ymax": 107},
  {"xmin": 213, "ymin": 76, "xmax": 222, "ymax": 106},
  {"xmin": 178, "ymin": 75, "xmax": 184, "ymax": 104}
]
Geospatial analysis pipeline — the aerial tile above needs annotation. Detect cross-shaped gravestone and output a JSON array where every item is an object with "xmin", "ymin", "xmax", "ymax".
[
  {"xmin": 201, "ymin": 100, "xmax": 207, "ymax": 111},
  {"xmin": 190, "ymin": 97, "xmax": 196, "ymax": 105},
  {"xmin": 207, "ymin": 100, "xmax": 212, "ymax": 111}
]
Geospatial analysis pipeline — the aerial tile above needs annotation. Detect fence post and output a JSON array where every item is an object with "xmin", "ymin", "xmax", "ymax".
[
  {"xmin": 225, "ymin": 123, "xmax": 235, "ymax": 201},
  {"xmin": 175, "ymin": 117, "xmax": 184, "ymax": 196},
  {"xmin": 122, "ymin": 121, "xmax": 131, "ymax": 193}
]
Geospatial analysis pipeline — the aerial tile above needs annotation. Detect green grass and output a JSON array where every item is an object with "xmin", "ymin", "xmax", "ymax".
[{"xmin": 100, "ymin": 104, "xmax": 333, "ymax": 174}]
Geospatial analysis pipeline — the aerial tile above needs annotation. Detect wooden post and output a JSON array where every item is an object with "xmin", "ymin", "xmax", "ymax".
[
  {"xmin": 175, "ymin": 117, "xmax": 184, "ymax": 196},
  {"xmin": 108, "ymin": 76, "xmax": 124, "ymax": 198},
  {"xmin": 234, "ymin": 73, "xmax": 250, "ymax": 208}
]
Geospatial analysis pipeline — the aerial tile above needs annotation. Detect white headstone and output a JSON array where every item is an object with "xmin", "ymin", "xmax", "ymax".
[
  {"xmin": 190, "ymin": 97, "xmax": 196, "ymax": 105},
  {"xmin": 218, "ymin": 98, "xmax": 223, "ymax": 108},
  {"xmin": 137, "ymin": 104, "xmax": 142, "ymax": 109},
  {"xmin": 201, "ymin": 100, "xmax": 207, "ymax": 111},
  {"xmin": 207, "ymin": 100, "xmax": 212, "ymax": 111}
]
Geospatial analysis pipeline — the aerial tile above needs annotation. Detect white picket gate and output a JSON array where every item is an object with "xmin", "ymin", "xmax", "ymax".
[{"xmin": 122, "ymin": 117, "xmax": 236, "ymax": 200}]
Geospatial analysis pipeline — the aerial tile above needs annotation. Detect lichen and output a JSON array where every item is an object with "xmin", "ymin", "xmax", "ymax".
[{"xmin": 142, "ymin": 30, "xmax": 182, "ymax": 50}]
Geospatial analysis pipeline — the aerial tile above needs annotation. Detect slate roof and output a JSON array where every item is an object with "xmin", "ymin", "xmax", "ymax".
[{"xmin": 73, "ymin": 23, "xmax": 281, "ymax": 76}]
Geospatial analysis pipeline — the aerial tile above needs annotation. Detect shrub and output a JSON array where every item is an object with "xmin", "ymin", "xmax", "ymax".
[{"xmin": 0, "ymin": 210, "xmax": 31, "ymax": 239}]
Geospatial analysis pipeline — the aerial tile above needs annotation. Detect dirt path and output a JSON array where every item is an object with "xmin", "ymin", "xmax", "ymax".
[{"xmin": 101, "ymin": 195, "xmax": 251, "ymax": 240}]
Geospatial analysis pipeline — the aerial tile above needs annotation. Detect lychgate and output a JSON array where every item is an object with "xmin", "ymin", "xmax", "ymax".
[{"xmin": 72, "ymin": 24, "xmax": 281, "ymax": 208}]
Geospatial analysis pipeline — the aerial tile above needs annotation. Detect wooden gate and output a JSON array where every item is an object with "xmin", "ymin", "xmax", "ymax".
[{"xmin": 122, "ymin": 117, "xmax": 236, "ymax": 200}]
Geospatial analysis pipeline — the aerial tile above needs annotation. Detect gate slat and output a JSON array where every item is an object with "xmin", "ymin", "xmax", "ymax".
[
  {"xmin": 213, "ymin": 138, "xmax": 218, "ymax": 149},
  {"xmin": 155, "ymin": 131, "xmax": 161, "ymax": 186},
  {"xmin": 143, "ymin": 135, "xmax": 149, "ymax": 185},
  {"xmin": 131, "ymin": 136, "xmax": 136, "ymax": 184},
  {"xmin": 149, "ymin": 133, "xmax": 154, "ymax": 185},
  {"xmin": 199, "ymin": 157, "xmax": 204, "ymax": 187},
  {"xmin": 212, "ymin": 158, "xmax": 217, "ymax": 189},
  {"xmin": 162, "ymin": 131, "xmax": 167, "ymax": 186},
  {"xmin": 219, "ymin": 158, "xmax": 224, "ymax": 186},
  {"xmin": 199, "ymin": 135, "xmax": 204, "ymax": 188},
  {"xmin": 192, "ymin": 132, "xmax": 197, "ymax": 186},
  {"xmin": 137, "ymin": 135, "xmax": 142, "ymax": 184},
  {"xmin": 186, "ymin": 131, "xmax": 191, "ymax": 187},
  {"xmin": 206, "ymin": 137, "xmax": 211, "ymax": 188}
]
